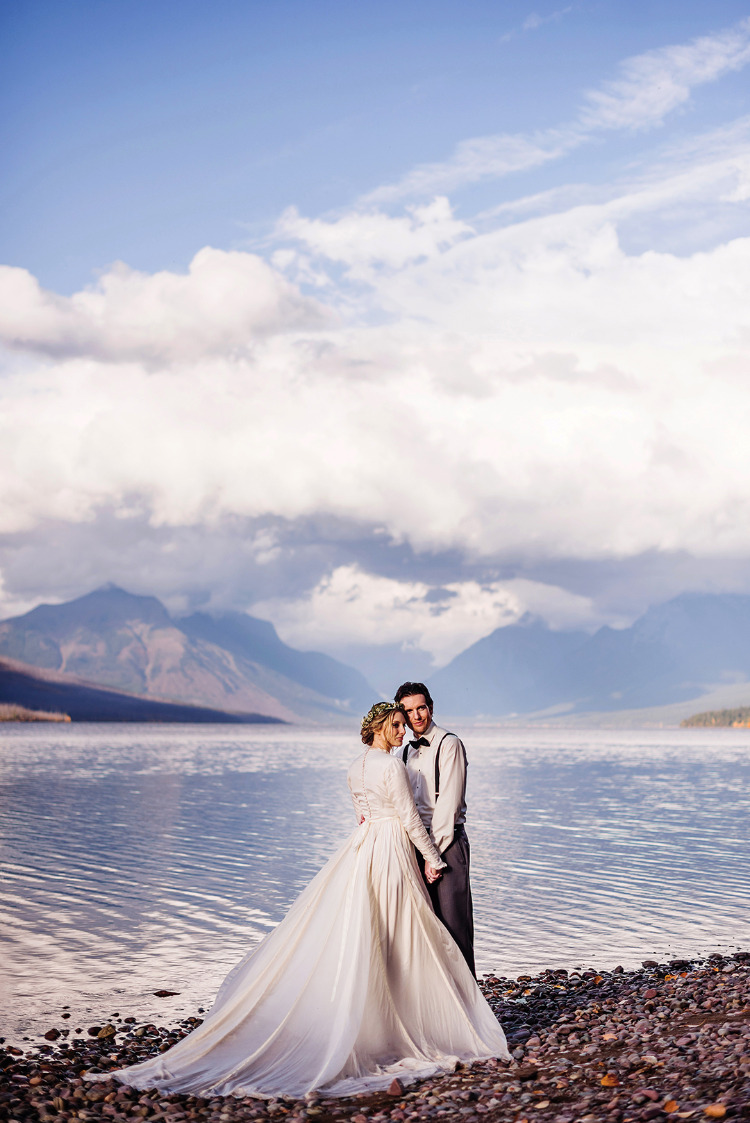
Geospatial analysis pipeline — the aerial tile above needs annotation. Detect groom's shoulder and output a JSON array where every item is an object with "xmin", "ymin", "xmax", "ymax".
[
  {"xmin": 433, "ymin": 724, "xmax": 467, "ymax": 756},
  {"xmin": 432, "ymin": 722, "xmax": 461, "ymax": 743}
]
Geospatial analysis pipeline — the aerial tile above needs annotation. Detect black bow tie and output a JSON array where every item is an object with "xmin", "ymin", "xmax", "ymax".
[{"xmin": 410, "ymin": 737, "xmax": 430, "ymax": 748}]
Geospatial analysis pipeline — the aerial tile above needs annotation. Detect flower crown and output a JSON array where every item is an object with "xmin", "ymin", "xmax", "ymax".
[{"xmin": 360, "ymin": 700, "xmax": 401, "ymax": 739}]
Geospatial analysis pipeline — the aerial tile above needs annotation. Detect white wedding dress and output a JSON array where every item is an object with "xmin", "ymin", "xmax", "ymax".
[{"xmin": 97, "ymin": 748, "xmax": 509, "ymax": 1099}]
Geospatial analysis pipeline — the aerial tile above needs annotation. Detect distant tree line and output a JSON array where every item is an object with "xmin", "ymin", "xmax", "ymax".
[
  {"xmin": 0, "ymin": 703, "xmax": 70, "ymax": 722},
  {"xmin": 681, "ymin": 706, "xmax": 750, "ymax": 727}
]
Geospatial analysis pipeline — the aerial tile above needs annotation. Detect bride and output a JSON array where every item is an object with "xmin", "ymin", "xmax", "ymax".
[{"xmin": 94, "ymin": 702, "xmax": 509, "ymax": 1099}]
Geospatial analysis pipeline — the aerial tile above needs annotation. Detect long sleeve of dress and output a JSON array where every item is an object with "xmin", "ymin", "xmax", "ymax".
[
  {"xmin": 430, "ymin": 735, "xmax": 466, "ymax": 856},
  {"xmin": 385, "ymin": 759, "xmax": 447, "ymax": 870}
]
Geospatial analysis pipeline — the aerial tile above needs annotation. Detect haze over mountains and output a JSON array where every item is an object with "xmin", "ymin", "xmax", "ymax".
[
  {"xmin": 0, "ymin": 586, "xmax": 374, "ymax": 722},
  {"xmin": 429, "ymin": 593, "xmax": 750, "ymax": 717},
  {"xmin": 2, "ymin": 586, "xmax": 750, "ymax": 722}
]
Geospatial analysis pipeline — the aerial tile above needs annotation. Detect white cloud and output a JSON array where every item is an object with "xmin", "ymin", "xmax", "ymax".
[
  {"xmin": 499, "ymin": 5, "xmax": 574, "ymax": 43},
  {"xmin": 275, "ymin": 197, "xmax": 472, "ymax": 276},
  {"xmin": 363, "ymin": 17, "xmax": 750, "ymax": 203},
  {"xmin": 0, "ymin": 247, "xmax": 329, "ymax": 364},
  {"xmin": 475, "ymin": 115, "xmax": 750, "ymax": 228},
  {"xmin": 580, "ymin": 17, "xmax": 750, "ymax": 132},
  {"xmin": 523, "ymin": 7, "xmax": 573, "ymax": 33},
  {"xmin": 250, "ymin": 565, "xmax": 597, "ymax": 666},
  {"xmin": 364, "ymin": 132, "xmax": 569, "ymax": 205}
]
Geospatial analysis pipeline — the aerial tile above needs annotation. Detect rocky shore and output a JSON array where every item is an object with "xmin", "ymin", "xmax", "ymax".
[{"xmin": 2, "ymin": 952, "xmax": 749, "ymax": 1123}]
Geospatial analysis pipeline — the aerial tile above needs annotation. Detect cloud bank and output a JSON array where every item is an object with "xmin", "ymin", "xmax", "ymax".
[
  {"xmin": 252, "ymin": 566, "xmax": 596, "ymax": 667},
  {"xmin": 0, "ymin": 248, "xmax": 329, "ymax": 364}
]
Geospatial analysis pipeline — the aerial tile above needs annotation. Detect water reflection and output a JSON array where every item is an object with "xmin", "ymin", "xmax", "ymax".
[{"xmin": 1, "ymin": 724, "xmax": 750, "ymax": 1037}]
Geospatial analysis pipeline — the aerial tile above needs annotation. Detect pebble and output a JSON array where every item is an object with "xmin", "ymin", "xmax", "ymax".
[{"xmin": 2, "ymin": 952, "xmax": 749, "ymax": 1121}]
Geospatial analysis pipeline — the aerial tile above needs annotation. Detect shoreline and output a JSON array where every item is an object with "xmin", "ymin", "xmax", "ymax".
[
  {"xmin": 2, "ymin": 952, "xmax": 748, "ymax": 1121},
  {"xmin": 0, "ymin": 702, "xmax": 71, "ymax": 722}
]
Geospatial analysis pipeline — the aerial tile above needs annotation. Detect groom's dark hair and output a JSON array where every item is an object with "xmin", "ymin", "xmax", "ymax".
[{"xmin": 394, "ymin": 682, "xmax": 434, "ymax": 712}]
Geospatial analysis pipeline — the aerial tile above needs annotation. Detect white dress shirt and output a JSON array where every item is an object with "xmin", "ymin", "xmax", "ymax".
[{"xmin": 399, "ymin": 721, "xmax": 467, "ymax": 857}]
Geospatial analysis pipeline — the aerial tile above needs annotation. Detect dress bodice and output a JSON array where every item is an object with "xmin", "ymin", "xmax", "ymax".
[{"xmin": 347, "ymin": 748, "xmax": 446, "ymax": 870}]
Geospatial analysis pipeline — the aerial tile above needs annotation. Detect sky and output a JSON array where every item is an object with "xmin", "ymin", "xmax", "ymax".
[{"xmin": 1, "ymin": 0, "xmax": 750, "ymax": 686}]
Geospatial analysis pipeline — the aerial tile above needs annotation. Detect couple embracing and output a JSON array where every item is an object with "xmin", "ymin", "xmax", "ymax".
[{"xmin": 92, "ymin": 683, "xmax": 509, "ymax": 1100}]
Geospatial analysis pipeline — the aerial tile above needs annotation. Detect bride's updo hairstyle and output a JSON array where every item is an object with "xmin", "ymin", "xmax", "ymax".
[{"xmin": 361, "ymin": 701, "xmax": 406, "ymax": 746}]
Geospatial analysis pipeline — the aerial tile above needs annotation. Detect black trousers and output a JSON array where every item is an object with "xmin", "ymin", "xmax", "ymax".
[{"xmin": 418, "ymin": 825, "xmax": 475, "ymax": 977}]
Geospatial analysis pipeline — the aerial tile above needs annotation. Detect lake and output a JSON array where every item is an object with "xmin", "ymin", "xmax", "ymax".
[{"xmin": 1, "ymin": 723, "xmax": 749, "ymax": 1040}]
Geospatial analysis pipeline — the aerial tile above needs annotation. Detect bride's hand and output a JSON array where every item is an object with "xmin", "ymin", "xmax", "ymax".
[{"xmin": 424, "ymin": 864, "xmax": 442, "ymax": 883}]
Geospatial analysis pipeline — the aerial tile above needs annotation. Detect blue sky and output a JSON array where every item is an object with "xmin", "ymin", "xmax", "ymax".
[
  {"xmin": 1, "ymin": 1, "xmax": 750, "ymax": 682},
  {"xmin": 4, "ymin": 1, "xmax": 749, "ymax": 289}
]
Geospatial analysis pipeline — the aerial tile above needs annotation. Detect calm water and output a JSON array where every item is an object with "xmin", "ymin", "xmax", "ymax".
[{"xmin": 1, "ymin": 724, "xmax": 750, "ymax": 1039}]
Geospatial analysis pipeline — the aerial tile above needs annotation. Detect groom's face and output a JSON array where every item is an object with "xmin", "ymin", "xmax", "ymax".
[{"xmin": 401, "ymin": 694, "xmax": 432, "ymax": 735}]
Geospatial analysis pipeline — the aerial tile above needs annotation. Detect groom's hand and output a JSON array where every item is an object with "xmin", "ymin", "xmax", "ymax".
[{"xmin": 424, "ymin": 864, "xmax": 443, "ymax": 883}]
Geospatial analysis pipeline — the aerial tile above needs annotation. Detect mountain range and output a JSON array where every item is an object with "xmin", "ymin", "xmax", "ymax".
[
  {"xmin": 428, "ymin": 593, "xmax": 750, "ymax": 716},
  {"xmin": 3, "ymin": 586, "xmax": 750, "ymax": 723},
  {"xmin": 0, "ymin": 585, "xmax": 374, "ymax": 722},
  {"xmin": 0, "ymin": 654, "xmax": 281, "ymax": 723}
]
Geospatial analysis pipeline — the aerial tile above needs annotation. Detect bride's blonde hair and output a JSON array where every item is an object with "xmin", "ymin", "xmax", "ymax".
[{"xmin": 360, "ymin": 701, "xmax": 406, "ymax": 746}]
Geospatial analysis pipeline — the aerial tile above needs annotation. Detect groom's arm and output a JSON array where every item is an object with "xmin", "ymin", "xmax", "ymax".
[{"xmin": 430, "ymin": 734, "xmax": 466, "ymax": 856}]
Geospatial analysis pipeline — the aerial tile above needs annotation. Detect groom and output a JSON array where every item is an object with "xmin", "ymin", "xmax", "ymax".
[{"xmin": 394, "ymin": 681, "xmax": 475, "ymax": 976}]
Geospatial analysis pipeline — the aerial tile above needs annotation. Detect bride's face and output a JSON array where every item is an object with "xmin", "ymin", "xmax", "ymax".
[{"xmin": 387, "ymin": 714, "xmax": 407, "ymax": 748}]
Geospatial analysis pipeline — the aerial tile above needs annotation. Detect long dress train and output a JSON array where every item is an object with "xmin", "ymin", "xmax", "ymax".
[{"xmin": 93, "ymin": 748, "xmax": 509, "ymax": 1098}]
